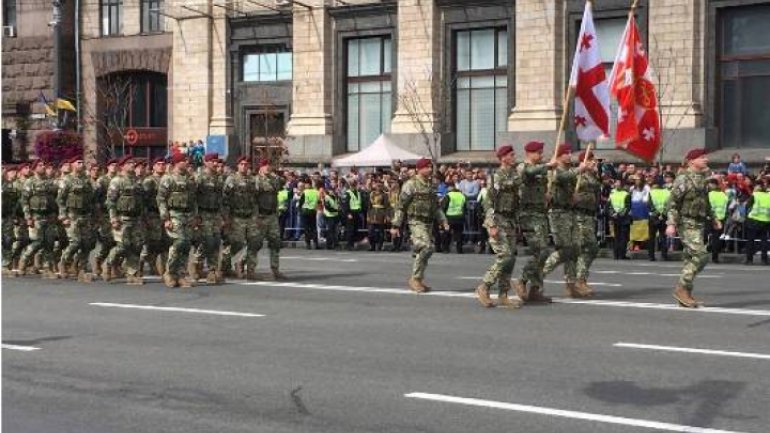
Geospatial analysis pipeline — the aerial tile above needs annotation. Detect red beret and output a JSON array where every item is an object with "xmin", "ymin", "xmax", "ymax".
[
  {"xmin": 237, "ymin": 156, "xmax": 250, "ymax": 165},
  {"xmin": 107, "ymin": 159, "xmax": 118, "ymax": 166},
  {"xmin": 152, "ymin": 157, "xmax": 166, "ymax": 165},
  {"xmin": 170, "ymin": 153, "xmax": 187, "ymax": 165},
  {"xmin": 259, "ymin": 158, "xmax": 271, "ymax": 167},
  {"xmin": 685, "ymin": 148, "xmax": 708, "ymax": 161},
  {"xmin": 136, "ymin": 159, "xmax": 147, "ymax": 167},
  {"xmin": 496, "ymin": 144, "xmax": 514, "ymax": 159},
  {"xmin": 578, "ymin": 150, "xmax": 594, "ymax": 162},
  {"xmin": 117, "ymin": 155, "xmax": 133, "ymax": 167},
  {"xmin": 524, "ymin": 141, "xmax": 545, "ymax": 153},
  {"xmin": 556, "ymin": 143, "xmax": 573, "ymax": 157},
  {"xmin": 204, "ymin": 153, "xmax": 219, "ymax": 162},
  {"xmin": 70, "ymin": 156, "xmax": 84, "ymax": 164},
  {"xmin": 415, "ymin": 158, "xmax": 432, "ymax": 170}
]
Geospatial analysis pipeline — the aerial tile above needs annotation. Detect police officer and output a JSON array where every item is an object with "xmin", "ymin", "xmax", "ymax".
[
  {"xmin": 254, "ymin": 158, "xmax": 286, "ymax": 280},
  {"xmin": 221, "ymin": 156, "xmax": 259, "ymax": 280},
  {"xmin": 744, "ymin": 179, "xmax": 770, "ymax": 266},
  {"xmin": 19, "ymin": 160, "xmax": 58, "ymax": 277},
  {"xmin": 476, "ymin": 144, "xmax": 523, "ymax": 308},
  {"xmin": 104, "ymin": 156, "xmax": 145, "ymax": 285},
  {"xmin": 367, "ymin": 178, "xmax": 390, "ymax": 252},
  {"xmin": 707, "ymin": 178, "xmax": 728, "ymax": 263},
  {"xmin": 324, "ymin": 180, "xmax": 341, "ymax": 250},
  {"xmin": 158, "ymin": 153, "xmax": 199, "ymax": 288},
  {"xmin": 609, "ymin": 179, "xmax": 632, "ymax": 260},
  {"xmin": 57, "ymin": 156, "xmax": 96, "ymax": 281},
  {"xmin": 648, "ymin": 176, "xmax": 672, "ymax": 261},
  {"xmin": 298, "ymin": 178, "xmax": 320, "ymax": 250},
  {"xmin": 391, "ymin": 158, "xmax": 448, "ymax": 293},
  {"xmin": 194, "ymin": 153, "xmax": 225, "ymax": 284},
  {"xmin": 442, "ymin": 183, "xmax": 466, "ymax": 254},
  {"xmin": 666, "ymin": 148, "xmax": 720, "ymax": 308},
  {"xmin": 277, "ymin": 179, "xmax": 291, "ymax": 241}
]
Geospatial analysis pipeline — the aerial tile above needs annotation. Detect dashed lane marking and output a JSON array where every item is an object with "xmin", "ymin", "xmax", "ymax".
[
  {"xmin": 614, "ymin": 342, "xmax": 770, "ymax": 360},
  {"xmin": 89, "ymin": 303, "xmax": 265, "ymax": 317},
  {"xmin": 404, "ymin": 392, "xmax": 751, "ymax": 433}
]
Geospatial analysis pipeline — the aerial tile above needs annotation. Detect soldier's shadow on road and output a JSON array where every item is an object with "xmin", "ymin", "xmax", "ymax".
[{"xmin": 583, "ymin": 380, "xmax": 755, "ymax": 426}]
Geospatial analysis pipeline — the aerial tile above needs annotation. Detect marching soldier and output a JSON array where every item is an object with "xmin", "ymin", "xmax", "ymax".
[
  {"xmin": 2, "ymin": 165, "xmax": 19, "ymax": 275},
  {"xmin": 140, "ymin": 158, "xmax": 168, "ymax": 276},
  {"xmin": 573, "ymin": 150, "xmax": 601, "ymax": 298},
  {"xmin": 104, "ymin": 156, "xmax": 145, "ymax": 285},
  {"xmin": 19, "ymin": 160, "xmax": 59, "ymax": 277},
  {"xmin": 57, "ymin": 156, "xmax": 96, "ymax": 281},
  {"xmin": 514, "ymin": 141, "xmax": 555, "ymax": 303},
  {"xmin": 666, "ymin": 148, "xmax": 720, "ymax": 308},
  {"xmin": 391, "ymin": 158, "xmax": 448, "ymax": 293},
  {"xmin": 158, "ymin": 154, "xmax": 199, "ymax": 288},
  {"xmin": 475, "ymin": 144, "xmax": 523, "ymax": 309},
  {"xmin": 254, "ymin": 158, "xmax": 286, "ymax": 280},
  {"xmin": 193, "ymin": 153, "xmax": 226, "ymax": 284},
  {"xmin": 221, "ymin": 156, "xmax": 259, "ymax": 280},
  {"xmin": 93, "ymin": 159, "xmax": 118, "ymax": 279},
  {"xmin": 9, "ymin": 163, "xmax": 32, "ymax": 275}
]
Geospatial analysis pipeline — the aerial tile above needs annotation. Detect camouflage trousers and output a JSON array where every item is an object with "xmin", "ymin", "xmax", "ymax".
[
  {"xmin": 141, "ymin": 213, "xmax": 168, "ymax": 273},
  {"xmin": 108, "ymin": 218, "xmax": 143, "ymax": 278},
  {"xmin": 11, "ymin": 220, "xmax": 29, "ymax": 263},
  {"xmin": 165, "ymin": 212, "xmax": 195, "ymax": 279},
  {"xmin": 20, "ymin": 215, "xmax": 57, "ymax": 270},
  {"xmin": 52, "ymin": 220, "xmax": 67, "ymax": 268},
  {"xmin": 543, "ymin": 209, "xmax": 578, "ymax": 283},
  {"xmin": 677, "ymin": 217, "xmax": 709, "ymax": 291},
  {"xmin": 255, "ymin": 214, "xmax": 281, "ymax": 271},
  {"xmin": 482, "ymin": 217, "xmax": 517, "ymax": 290},
  {"xmin": 2, "ymin": 217, "xmax": 14, "ymax": 268},
  {"xmin": 60, "ymin": 214, "xmax": 96, "ymax": 272},
  {"xmin": 95, "ymin": 217, "xmax": 116, "ymax": 268},
  {"xmin": 409, "ymin": 220, "xmax": 435, "ymax": 279},
  {"xmin": 193, "ymin": 211, "xmax": 223, "ymax": 272},
  {"xmin": 575, "ymin": 212, "xmax": 599, "ymax": 281},
  {"xmin": 221, "ymin": 216, "xmax": 259, "ymax": 274},
  {"xmin": 518, "ymin": 210, "xmax": 550, "ymax": 288}
]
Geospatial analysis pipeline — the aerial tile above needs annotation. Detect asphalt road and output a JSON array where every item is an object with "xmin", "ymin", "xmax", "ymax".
[{"xmin": 3, "ymin": 249, "xmax": 770, "ymax": 433}]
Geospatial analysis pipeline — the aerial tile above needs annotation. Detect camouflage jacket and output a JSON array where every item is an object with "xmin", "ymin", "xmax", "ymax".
[
  {"xmin": 573, "ymin": 170, "xmax": 601, "ymax": 214},
  {"xmin": 517, "ymin": 162, "xmax": 549, "ymax": 212},
  {"xmin": 2, "ymin": 176, "xmax": 20, "ymax": 218},
  {"xmin": 392, "ymin": 174, "xmax": 447, "ymax": 227},
  {"xmin": 142, "ymin": 174, "xmax": 163, "ymax": 215},
  {"xmin": 666, "ymin": 168, "xmax": 715, "ymax": 226},
  {"xmin": 57, "ymin": 172, "xmax": 95, "ymax": 217},
  {"xmin": 550, "ymin": 166, "xmax": 578, "ymax": 210},
  {"xmin": 485, "ymin": 165, "xmax": 521, "ymax": 227},
  {"xmin": 157, "ymin": 171, "xmax": 198, "ymax": 219},
  {"xmin": 196, "ymin": 170, "xmax": 224, "ymax": 214},
  {"xmin": 22, "ymin": 174, "xmax": 57, "ymax": 219},
  {"xmin": 254, "ymin": 173, "xmax": 284, "ymax": 216},
  {"xmin": 222, "ymin": 172, "xmax": 257, "ymax": 218},
  {"xmin": 107, "ymin": 173, "xmax": 144, "ymax": 220}
]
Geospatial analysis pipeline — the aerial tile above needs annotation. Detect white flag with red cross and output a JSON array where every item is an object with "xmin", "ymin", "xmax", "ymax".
[
  {"xmin": 569, "ymin": 1, "xmax": 610, "ymax": 142},
  {"xmin": 608, "ymin": 13, "xmax": 661, "ymax": 162}
]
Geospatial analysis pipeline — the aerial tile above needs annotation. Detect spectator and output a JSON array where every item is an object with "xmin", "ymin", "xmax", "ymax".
[
  {"xmin": 458, "ymin": 170, "xmax": 480, "ymax": 200},
  {"xmin": 728, "ymin": 153, "xmax": 749, "ymax": 176}
]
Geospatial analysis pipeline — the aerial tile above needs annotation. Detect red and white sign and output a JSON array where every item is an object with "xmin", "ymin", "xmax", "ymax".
[
  {"xmin": 569, "ymin": 1, "xmax": 610, "ymax": 143},
  {"xmin": 609, "ymin": 14, "xmax": 661, "ymax": 162},
  {"xmin": 125, "ymin": 129, "xmax": 139, "ymax": 145}
]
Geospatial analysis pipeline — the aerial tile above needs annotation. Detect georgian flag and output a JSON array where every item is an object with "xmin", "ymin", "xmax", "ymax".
[
  {"xmin": 569, "ymin": 1, "xmax": 610, "ymax": 142},
  {"xmin": 608, "ymin": 13, "xmax": 661, "ymax": 162}
]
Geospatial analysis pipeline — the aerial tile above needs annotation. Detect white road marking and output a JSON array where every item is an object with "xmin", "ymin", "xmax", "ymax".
[
  {"xmin": 404, "ymin": 392, "xmax": 749, "ymax": 433},
  {"xmin": 2, "ymin": 344, "xmax": 41, "ymax": 352},
  {"xmin": 614, "ymin": 342, "xmax": 770, "ymax": 360},
  {"xmin": 244, "ymin": 282, "xmax": 770, "ymax": 317},
  {"xmin": 89, "ymin": 303, "xmax": 265, "ymax": 317},
  {"xmin": 282, "ymin": 256, "xmax": 358, "ymax": 263},
  {"xmin": 593, "ymin": 270, "xmax": 722, "ymax": 278}
]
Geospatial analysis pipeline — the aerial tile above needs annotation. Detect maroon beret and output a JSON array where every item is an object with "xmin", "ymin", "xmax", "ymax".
[
  {"xmin": 496, "ymin": 144, "xmax": 514, "ymax": 159},
  {"xmin": 204, "ymin": 153, "xmax": 219, "ymax": 162},
  {"xmin": 70, "ymin": 155, "xmax": 84, "ymax": 164},
  {"xmin": 524, "ymin": 141, "xmax": 545, "ymax": 153},
  {"xmin": 117, "ymin": 155, "xmax": 133, "ymax": 167},
  {"xmin": 107, "ymin": 159, "xmax": 118, "ymax": 166},
  {"xmin": 415, "ymin": 158, "xmax": 432, "ymax": 170},
  {"xmin": 556, "ymin": 143, "xmax": 573, "ymax": 157},
  {"xmin": 170, "ymin": 153, "xmax": 187, "ymax": 165},
  {"xmin": 685, "ymin": 148, "xmax": 708, "ymax": 161},
  {"xmin": 152, "ymin": 157, "xmax": 166, "ymax": 165},
  {"xmin": 259, "ymin": 158, "xmax": 271, "ymax": 167},
  {"xmin": 237, "ymin": 156, "xmax": 250, "ymax": 165}
]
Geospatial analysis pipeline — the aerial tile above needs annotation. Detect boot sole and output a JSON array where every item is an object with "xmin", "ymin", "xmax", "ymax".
[
  {"xmin": 673, "ymin": 294, "xmax": 698, "ymax": 308},
  {"xmin": 475, "ymin": 288, "xmax": 495, "ymax": 308}
]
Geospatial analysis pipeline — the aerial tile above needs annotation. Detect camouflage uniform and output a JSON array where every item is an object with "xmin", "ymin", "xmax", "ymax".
[
  {"xmin": 255, "ymin": 172, "xmax": 285, "ymax": 276},
  {"xmin": 158, "ymin": 169, "xmax": 198, "ymax": 283},
  {"xmin": 573, "ymin": 169, "xmax": 601, "ymax": 291},
  {"xmin": 94, "ymin": 173, "xmax": 116, "ymax": 276},
  {"xmin": 2, "ymin": 173, "xmax": 20, "ymax": 271},
  {"xmin": 57, "ymin": 170, "xmax": 96, "ymax": 278},
  {"xmin": 52, "ymin": 173, "xmax": 68, "ymax": 272},
  {"xmin": 481, "ymin": 166, "xmax": 520, "ymax": 296},
  {"xmin": 140, "ymin": 173, "xmax": 167, "ymax": 275},
  {"xmin": 195, "ymin": 169, "xmax": 225, "ymax": 282},
  {"xmin": 10, "ymin": 173, "xmax": 31, "ymax": 268},
  {"xmin": 19, "ymin": 173, "xmax": 58, "ymax": 274},
  {"xmin": 105, "ymin": 173, "xmax": 145, "ymax": 280},
  {"xmin": 392, "ymin": 174, "xmax": 447, "ymax": 289},
  {"xmin": 542, "ymin": 166, "xmax": 579, "ymax": 287},
  {"xmin": 221, "ymin": 172, "xmax": 258, "ymax": 278},
  {"xmin": 516, "ymin": 161, "xmax": 551, "ymax": 293},
  {"xmin": 667, "ymin": 168, "xmax": 714, "ymax": 294}
]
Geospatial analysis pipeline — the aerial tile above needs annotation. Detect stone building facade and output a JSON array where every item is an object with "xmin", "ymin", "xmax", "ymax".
[{"xmin": 4, "ymin": 0, "xmax": 770, "ymax": 165}]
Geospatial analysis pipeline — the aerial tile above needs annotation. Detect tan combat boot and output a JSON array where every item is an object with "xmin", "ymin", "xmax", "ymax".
[
  {"xmin": 14, "ymin": 259, "xmax": 27, "ymax": 277},
  {"xmin": 78, "ymin": 270, "xmax": 93, "ymax": 283},
  {"xmin": 10, "ymin": 258, "xmax": 21, "ymax": 277},
  {"xmin": 155, "ymin": 257, "xmax": 166, "ymax": 277},
  {"xmin": 513, "ymin": 280, "xmax": 529, "ymax": 302},
  {"xmin": 475, "ymin": 283, "xmax": 495, "ymax": 308},
  {"xmin": 498, "ymin": 287, "xmax": 523, "ymax": 309},
  {"xmin": 564, "ymin": 282, "xmax": 581, "ymax": 298},
  {"xmin": 420, "ymin": 280, "xmax": 432, "ymax": 292},
  {"xmin": 102, "ymin": 263, "xmax": 113, "ymax": 282},
  {"xmin": 575, "ymin": 279, "xmax": 595, "ymax": 298},
  {"xmin": 673, "ymin": 285, "xmax": 698, "ymax": 308},
  {"xmin": 215, "ymin": 270, "xmax": 226, "ymax": 284},
  {"xmin": 163, "ymin": 272, "xmax": 178, "ymax": 288},
  {"xmin": 177, "ymin": 276, "xmax": 194, "ymax": 288},
  {"xmin": 206, "ymin": 271, "xmax": 219, "ymax": 285},
  {"xmin": 271, "ymin": 268, "xmax": 287, "ymax": 281},
  {"xmin": 528, "ymin": 286, "xmax": 553, "ymax": 303},
  {"xmin": 58, "ymin": 260, "xmax": 70, "ymax": 279},
  {"xmin": 408, "ymin": 277, "xmax": 427, "ymax": 293},
  {"xmin": 126, "ymin": 274, "xmax": 144, "ymax": 286}
]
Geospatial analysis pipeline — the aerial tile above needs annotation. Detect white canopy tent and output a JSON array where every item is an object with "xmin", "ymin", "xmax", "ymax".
[{"xmin": 332, "ymin": 134, "xmax": 424, "ymax": 168}]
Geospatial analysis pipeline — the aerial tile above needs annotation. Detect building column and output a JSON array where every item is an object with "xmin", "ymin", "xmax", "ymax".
[
  {"xmin": 508, "ymin": 0, "xmax": 565, "ymax": 132},
  {"xmin": 209, "ymin": 5, "xmax": 233, "ymax": 136},
  {"xmin": 648, "ymin": 0, "xmax": 703, "ymax": 129},
  {"xmin": 390, "ymin": 0, "xmax": 441, "ymax": 156},
  {"xmin": 286, "ymin": 1, "xmax": 333, "ymax": 160}
]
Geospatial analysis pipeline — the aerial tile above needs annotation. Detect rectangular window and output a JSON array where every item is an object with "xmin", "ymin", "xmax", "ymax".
[
  {"xmin": 242, "ymin": 47, "xmax": 293, "ymax": 83},
  {"xmin": 101, "ymin": 0, "xmax": 123, "ymax": 36},
  {"xmin": 346, "ymin": 36, "xmax": 393, "ymax": 151},
  {"xmin": 3, "ymin": 0, "xmax": 16, "ymax": 28},
  {"xmin": 454, "ymin": 28, "xmax": 508, "ymax": 151},
  {"xmin": 719, "ymin": 4, "xmax": 770, "ymax": 148},
  {"xmin": 141, "ymin": 0, "xmax": 163, "ymax": 33}
]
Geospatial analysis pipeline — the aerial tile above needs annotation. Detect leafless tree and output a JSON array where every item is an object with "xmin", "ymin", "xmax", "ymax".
[
  {"xmin": 250, "ymin": 87, "xmax": 290, "ymax": 168},
  {"xmin": 396, "ymin": 68, "xmax": 454, "ymax": 160},
  {"xmin": 79, "ymin": 74, "xmax": 133, "ymax": 161}
]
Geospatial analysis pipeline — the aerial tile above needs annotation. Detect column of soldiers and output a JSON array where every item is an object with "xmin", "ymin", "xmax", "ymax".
[{"xmin": 1, "ymin": 153, "xmax": 286, "ymax": 286}]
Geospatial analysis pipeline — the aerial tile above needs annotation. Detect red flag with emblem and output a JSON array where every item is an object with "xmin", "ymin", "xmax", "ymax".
[
  {"xmin": 608, "ymin": 14, "xmax": 661, "ymax": 162},
  {"xmin": 569, "ymin": 1, "xmax": 610, "ymax": 142}
]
